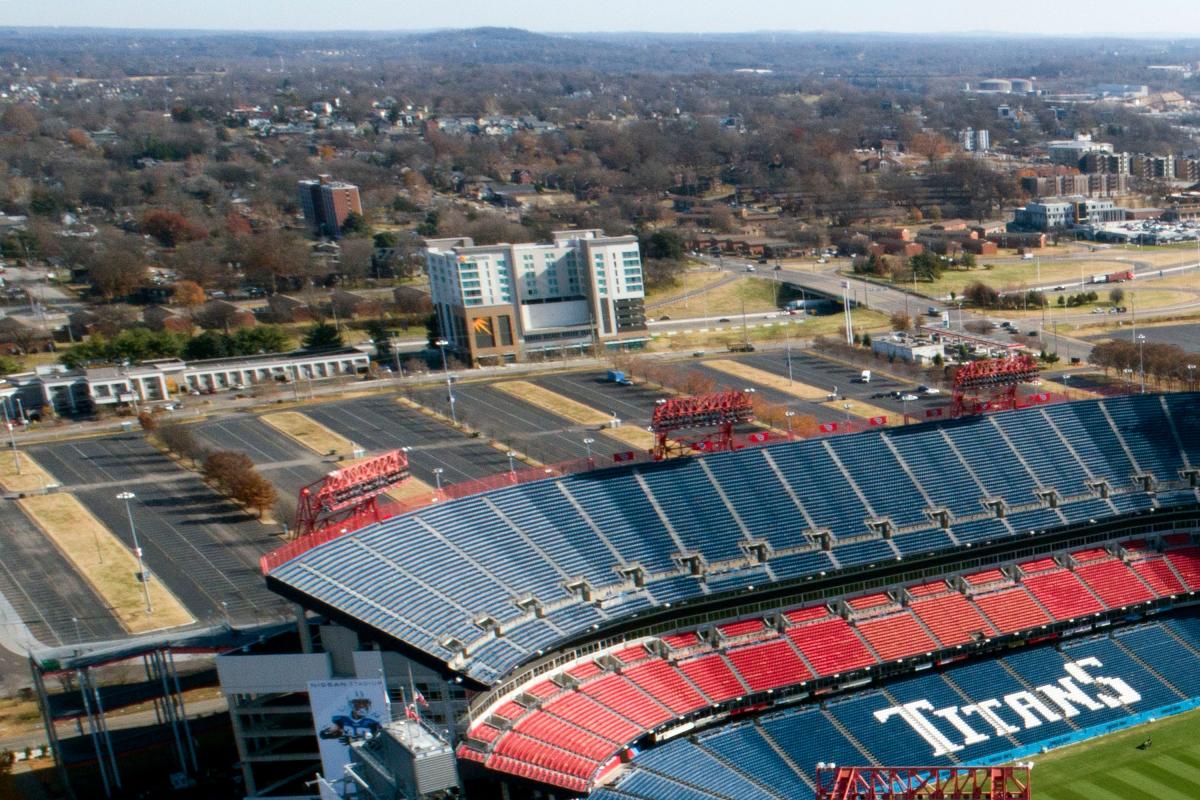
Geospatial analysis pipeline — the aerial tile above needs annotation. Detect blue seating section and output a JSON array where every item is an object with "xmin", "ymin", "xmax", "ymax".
[
  {"xmin": 612, "ymin": 619, "xmax": 1199, "ymax": 800},
  {"xmin": 633, "ymin": 743, "xmax": 777, "ymax": 800},
  {"xmin": 699, "ymin": 723, "xmax": 806, "ymax": 795},
  {"xmin": 1115, "ymin": 623, "xmax": 1200, "ymax": 697},
  {"xmin": 268, "ymin": 395, "xmax": 1200, "ymax": 682}
]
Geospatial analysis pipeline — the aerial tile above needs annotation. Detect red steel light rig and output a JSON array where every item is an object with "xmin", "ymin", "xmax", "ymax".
[
  {"xmin": 815, "ymin": 765, "xmax": 1031, "ymax": 800},
  {"xmin": 651, "ymin": 390, "xmax": 755, "ymax": 461},
  {"xmin": 294, "ymin": 449, "xmax": 410, "ymax": 537},
  {"xmin": 951, "ymin": 354, "xmax": 1041, "ymax": 418}
]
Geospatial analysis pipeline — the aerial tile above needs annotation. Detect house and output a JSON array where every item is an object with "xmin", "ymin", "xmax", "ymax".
[
  {"xmin": 195, "ymin": 299, "xmax": 256, "ymax": 331},
  {"xmin": 331, "ymin": 289, "xmax": 384, "ymax": 320},
  {"xmin": 142, "ymin": 306, "xmax": 193, "ymax": 334},
  {"xmin": 268, "ymin": 294, "xmax": 319, "ymax": 323}
]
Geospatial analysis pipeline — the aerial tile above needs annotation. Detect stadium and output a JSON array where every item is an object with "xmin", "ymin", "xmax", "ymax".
[{"xmin": 260, "ymin": 386, "xmax": 1200, "ymax": 800}]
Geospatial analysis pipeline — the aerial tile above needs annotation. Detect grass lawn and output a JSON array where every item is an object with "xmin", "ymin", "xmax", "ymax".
[
  {"xmin": 0, "ymin": 451, "xmax": 57, "ymax": 493},
  {"xmin": 652, "ymin": 309, "xmax": 891, "ymax": 352},
  {"xmin": 704, "ymin": 359, "xmax": 831, "ymax": 401},
  {"xmin": 262, "ymin": 411, "xmax": 356, "ymax": 456},
  {"xmin": 652, "ymin": 276, "xmax": 784, "ymax": 319},
  {"xmin": 18, "ymin": 493, "xmax": 193, "ymax": 633},
  {"xmin": 492, "ymin": 381, "xmax": 613, "ymax": 426},
  {"xmin": 1030, "ymin": 707, "xmax": 1200, "ymax": 800},
  {"xmin": 817, "ymin": 397, "xmax": 901, "ymax": 426},
  {"xmin": 644, "ymin": 270, "xmax": 729, "ymax": 307}
]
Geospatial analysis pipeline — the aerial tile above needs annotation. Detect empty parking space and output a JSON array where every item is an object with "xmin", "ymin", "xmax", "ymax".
[
  {"xmin": 0, "ymin": 501, "xmax": 124, "ymax": 647},
  {"xmin": 192, "ymin": 416, "xmax": 329, "ymax": 497},
  {"xmin": 28, "ymin": 435, "xmax": 288, "ymax": 628},
  {"xmin": 305, "ymin": 395, "xmax": 512, "ymax": 486}
]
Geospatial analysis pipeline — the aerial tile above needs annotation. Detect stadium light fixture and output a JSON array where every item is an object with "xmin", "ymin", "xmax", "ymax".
[{"xmin": 116, "ymin": 491, "xmax": 153, "ymax": 615}]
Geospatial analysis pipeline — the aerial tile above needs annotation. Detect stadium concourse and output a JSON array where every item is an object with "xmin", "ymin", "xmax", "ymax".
[{"xmin": 261, "ymin": 392, "xmax": 1200, "ymax": 797}]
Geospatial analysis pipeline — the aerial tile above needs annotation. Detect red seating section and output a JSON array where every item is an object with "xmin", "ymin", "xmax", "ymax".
[
  {"xmin": 788, "ymin": 618, "xmax": 875, "ymax": 675},
  {"xmin": 624, "ymin": 660, "xmax": 708, "ymax": 713},
  {"xmin": 543, "ymin": 693, "xmax": 641, "ymax": 743},
  {"xmin": 857, "ymin": 612, "xmax": 937, "ymax": 660},
  {"xmin": 1166, "ymin": 547, "xmax": 1200, "ymax": 589},
  {"xmin": 911, "ymin": 593, "xmax": 995, "ymax": 645},
  {"xmin": 1022, "ymin": 570, "xmax": 1105, "ymax": 619},
  {"xmin": 963, "ymin": 568, "xmax": 1007, "ymax": 586},
  {"xmin": 679, "ymin": 654, "xmax": 746, "ymax": 702},
  {"xmin": 974, "ymin": 588, "xmax": 1051, "ymax": 633},
  {"xmin": 726, "ymin": 640, "xmax": 811, "ymax": 690},
  {"xmin": 1132, "ymin": 558, "xmax": 1186, "ymax": 596},
  {"xmin": 580, "ymin": 674, "xmax": 671, "ymax": 728},
  {"xmin": 467, "ymin": 539, "xmax": 1200, "ymax": 792},
  {"xmin": 718, "ymin": 619, "xmax": 764, "ymax": 637},
  {"xmin": 1075, "ymin": 559, "xmax": 1154, "ymax": 608}
]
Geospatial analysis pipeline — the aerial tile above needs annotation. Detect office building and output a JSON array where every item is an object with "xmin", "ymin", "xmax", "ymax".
[
  {"xmin": 424, "ymin": 229, "xmax": 648, "ymax": 365},
  {"xmin": 298, "ymin": 175, "xmax": 363, "ymax": 238},
  {"xmin": 959, "ymin": 128, "xmax": 990, "ymax": 152}
]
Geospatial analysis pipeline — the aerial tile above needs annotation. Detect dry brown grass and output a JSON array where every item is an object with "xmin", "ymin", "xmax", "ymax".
[
  {"xmin": 262, "ymin": 411, "xmax": 356, "ymax": 456},
  {"xmin": 492, "ymin": 381, "xmax": 613, "ymax": 426},
  {"xmin": 0, "ymin": 451, "xmax": 57, "ymax": 493},
  {"xmin": 18, "ymin": 494, "xmax": 193, "ymax": 633},
  {"xmin": 704, "ymin": 359, "xmax": 833, "ymax": 400},
  {"xmin": 817, "ymin": 398, "xmax": 902, "ymax": 426}
]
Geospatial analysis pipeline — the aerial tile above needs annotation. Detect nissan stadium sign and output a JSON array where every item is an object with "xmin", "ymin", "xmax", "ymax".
[
  {"xmin": 315, "ymin": 450, "xmax": 410, "ymax": 513},
  {"xmin": 874, "ymin": 657, "xmax": 1141, "ymax": 758}
]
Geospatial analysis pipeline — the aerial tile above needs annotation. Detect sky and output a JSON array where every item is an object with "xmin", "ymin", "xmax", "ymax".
[{"xmin": 6, "ymin": 0, "xmax": 1200, "ymax": 36}]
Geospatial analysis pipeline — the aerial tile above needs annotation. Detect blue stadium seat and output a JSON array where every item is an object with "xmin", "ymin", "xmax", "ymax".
[
  {"xmin": 706, "ymin": 450, "xmax": 814, "ymax": 551},
  {"xmin": 1102, "ymin": 396, "xmax": 1185, "ymax": 480},
  {"xmin": 699, "ymin": 722, "xmax": 807, "ymax": 796},
  {"xmin": 827, "ymin": 436, "xmax": 927, "ymax": 527},
  {"xmin": 1061, "ymin": 635, "xmax": 1180, "ymax": 713},
  {"xmin": 993, "ymin": 411, "xmax": 1090, "ymax": 498},
  {"xmin": 759, "ymin": 706, "xmax": 868, "ymax": 782},
  {"xmin": 1044, "ymin": 403, "xmax": 1138, "ymax": 481},
  {"xmin": 1114, "ymin": 623, "xmax": 1200, "ymax": 697},
  {"xmin": 565, "ymin": 476, "xmax": 680, "ymax": 572},
  {"xmin": 640, "ymin": 461, "xmax": 747, "ymax": 563},
  {"xmin": 945, "ymin": 421, "xmax": 1036, "ymax": 502},
  {"xmin": 634, "ymin": 741, "xmax": 778, "ymax": 800}
]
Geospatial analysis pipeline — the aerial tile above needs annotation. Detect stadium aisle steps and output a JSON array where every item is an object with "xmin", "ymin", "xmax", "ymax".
[
  {"xmin": 972, "ymin": 587, "xmax": 1050, "ymax": 634},
  {"xmin": 1020, "ymin": 568, "xmax": 1105, "ymax": 619},
  {"xmin": 1165, "ymin": 546, "xmax": 1200, "ymax": 589},
  {"xmin": 938, "ymin": 671, "xmax": 1023, "ymax": 749},
  {"xmin": 855, "ymin": 611, "xmax": 938, "ymax": 661},
  {"xmin": 910, "ymin": 592, "xmax": 996, "ymax": 645},
  {"xmin": 1074, "ymin": 558, "xmax": 1156, "ymax": 608}
]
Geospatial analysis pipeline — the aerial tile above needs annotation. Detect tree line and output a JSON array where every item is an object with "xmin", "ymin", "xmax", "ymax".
[{"xmin": 149, "ymin": 418, "xmax": 278, "ymax": 519}]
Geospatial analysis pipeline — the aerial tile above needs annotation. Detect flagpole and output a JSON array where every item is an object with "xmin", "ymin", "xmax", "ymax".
[{"xmin": 407, "ymin": 663, "xmax": 421, "ymax": 723}]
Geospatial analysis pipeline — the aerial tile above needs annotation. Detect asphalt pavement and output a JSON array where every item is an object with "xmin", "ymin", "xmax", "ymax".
[
  {"xmin": 305, "ymin": 394, "xmax": 513, "ymax": 485},
  {"xmin": 0, "ymin": 501, "xmax": 124, "ymax": 648},
  {"xmin": 191, "ymin": 415, "xmax": 329, "ymax": 497},
  {"xmin": 27, "ymin": 435, "xmax": 289, "ymax": 628}
]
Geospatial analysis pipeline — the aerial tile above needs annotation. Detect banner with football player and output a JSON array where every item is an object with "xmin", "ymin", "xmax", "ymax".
[{"xmin": 308, "ymin": 678, "xmax": 390, "ymax": 799}]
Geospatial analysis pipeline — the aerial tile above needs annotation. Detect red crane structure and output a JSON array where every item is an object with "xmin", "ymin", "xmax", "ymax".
[
  {"xmin": 815, "ymin": 765, "xmax": 1031, "ymax": 800},
  {"xmin": 650, "ymin": 390, "xmax": 756, "ymax": 461},
  {"xmin": 951, "ymin": 354, "xmax": 1041, "ymax": 418},
  {"xmin": 294, "ymin": 449, "xmax": 411, "ymax": 537}
]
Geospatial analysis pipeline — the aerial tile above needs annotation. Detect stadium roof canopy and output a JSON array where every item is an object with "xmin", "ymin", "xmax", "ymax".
[{"xmin": 266, "ymin": 394, "xmax": 1200, "ymax": 685}]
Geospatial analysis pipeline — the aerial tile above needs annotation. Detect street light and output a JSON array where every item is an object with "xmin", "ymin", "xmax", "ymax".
[
  {"xmin": 785, "ymin": 410, "xmax": 796, "ymax": 440},
  {"xmin": 1, "ymin": 401, "xmax": 19, "ymax": 475},
  {"xmin": 1137, "ymin": 334, "xmax": 1146, "ymax": 394},
  {"xmin": 432, "ymin": 467, "xmax": 444, "ymax": 493},
  {"xmin": 901, "ymin": 393, "xmax": 918, "ymax": 425},
  {"xmin": 1122, "ymin": 367, "xmax": 1134, "ymax": 394},
  {"xmin": 1188, "ymin": 364, "xmax": 1197, "ymax": 393},
  {"xmin": 506, "ymin": 450, "xmax": 517, "ymax": 474},
  {"xmin": 434, "ymin": 338, "xmax": 458, "ymax": 425},
  {"xmin": 116, "ymin": 491, "xmax": 152, "ymax": 615},
  {"xmin": 583, "ymin": 437, "xmax": 595, "ymax": 466}
]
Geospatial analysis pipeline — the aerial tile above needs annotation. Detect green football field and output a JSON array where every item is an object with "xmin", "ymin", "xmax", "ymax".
[{"xmin": 1029, "ymin": 707, "xmax": 1200, "ymax": 799}]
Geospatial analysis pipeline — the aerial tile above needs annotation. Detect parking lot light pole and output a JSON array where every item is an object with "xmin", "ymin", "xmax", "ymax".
[
  {"xmin": 433, "ymin": 467, "xmax": 444, "ymax": 494},
  {"xmin": 785, "ymin": 411, "xmax": 795, "ymax": 440},
  {"xmin": 506, "ymin": 450, "xmax": 517, "ymax": 475},
  {"xmin": 583, "ymin": 438, "xmax": 595, "ymax": 467},
  {"xmin": 117, "ymin": 491, "xmax": 152, "ymax": 615},
  {"xmin": 434, "ymin": 339, "xmax": 457, "ymax": 425},
  {"xmin": 1122, "ymin": 368, "xmax": 1134, "ymax": 394},
  {"xmin": 1138, "ymin": 334, "xmax": 1146, "ymax": 394},
  {"xmin": 1188, "ymin": 364, "xmax": 1196, "ymax": 393},
  {"xmin": 901, "ymin": 393, "xmax": 918, "ymax": 426},
  {"xmin": 1, "ymin": 402, "xmax": 19, "ymax": 475}
]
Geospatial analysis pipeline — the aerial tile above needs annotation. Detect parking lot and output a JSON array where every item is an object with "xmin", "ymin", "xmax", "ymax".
[
  {"xmin": 28, "ymin": 434, "xmax": 289, "ymax": 629},
  {"xmin": 306, "ymin": 394, "xmax": 514, "ymax": 485},
  {"xmin": 192, "ymin": 415, "xmax": 329, "ymax": 498},
  {"xmin": 0, "ymin": 501, "xmax": 124, "ymax": 647}
]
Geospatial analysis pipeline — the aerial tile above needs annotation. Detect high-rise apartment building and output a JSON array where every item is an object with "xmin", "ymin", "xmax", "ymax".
[
  {"xmin": 298, "ymin": 175, "xmax": 363, "ymax": 237},
  {"xmin": 424, "ymin": 229, "xmax": 648, "ymax": 365}
]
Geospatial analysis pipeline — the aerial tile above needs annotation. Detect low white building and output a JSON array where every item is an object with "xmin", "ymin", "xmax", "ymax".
[{"xmin": 872, "ymin": 333, "xmax": 944, "ymax": 365}]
